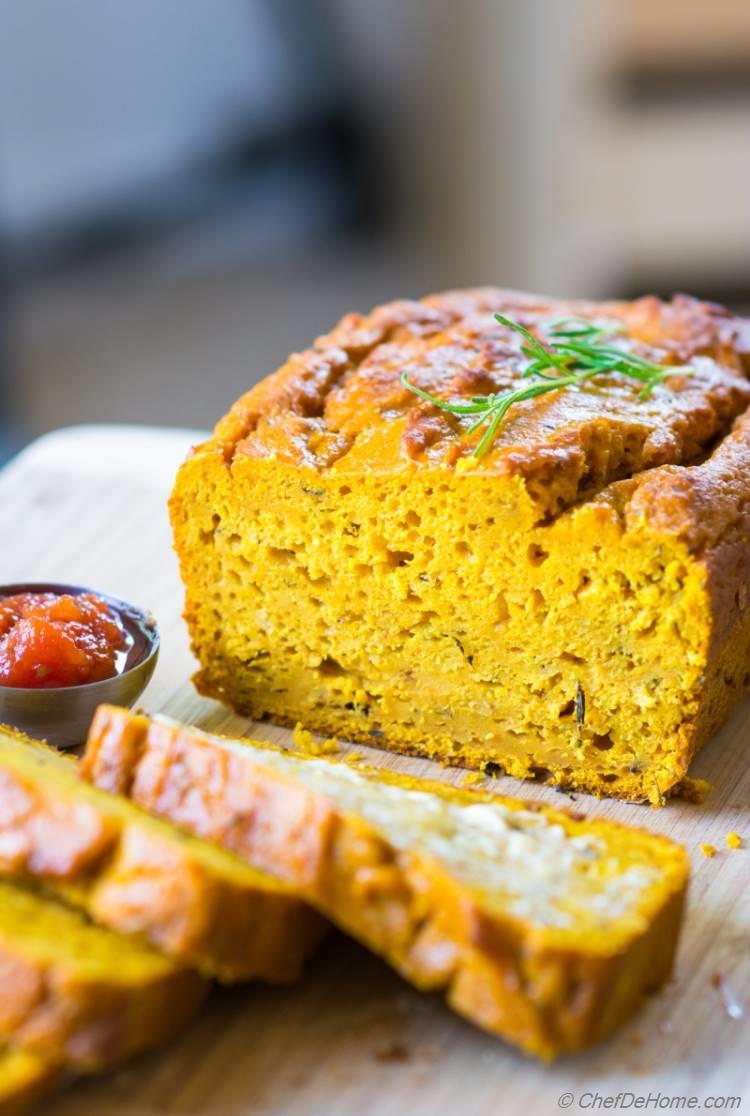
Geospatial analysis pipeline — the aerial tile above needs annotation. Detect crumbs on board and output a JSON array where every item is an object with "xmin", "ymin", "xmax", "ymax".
[
  {"xmin": 292, "ymin": 724, "xmax": 340, "ymax": 756},
  {"xmin": 461, "ymin": 770, "xmax": 486, "ymax": 787}
]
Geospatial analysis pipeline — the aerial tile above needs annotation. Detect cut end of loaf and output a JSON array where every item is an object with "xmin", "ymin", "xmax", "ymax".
[{"xmin": 170, "ymin": 288, "xmax": 750, "ymax": 802}]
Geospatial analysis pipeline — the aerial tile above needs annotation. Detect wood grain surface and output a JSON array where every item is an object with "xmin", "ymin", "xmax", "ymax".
[{"xmin": 2, "ymin": 425, "xmax": 748, "ymax": 1116}]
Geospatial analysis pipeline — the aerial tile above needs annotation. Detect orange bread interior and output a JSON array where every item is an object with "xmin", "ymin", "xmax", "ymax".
[{"xmin": 170, "ymin": 289, "xmax": 750, "ymax": 803}]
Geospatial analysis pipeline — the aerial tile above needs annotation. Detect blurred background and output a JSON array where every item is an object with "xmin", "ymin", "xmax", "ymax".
[{"xmin": 1, "ymin": 0, "xmax": 749, "ymax": 458}]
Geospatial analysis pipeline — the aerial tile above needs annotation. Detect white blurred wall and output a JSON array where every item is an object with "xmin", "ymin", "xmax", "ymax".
[
  {"xmin": 0, "ymin": 0, "xmax": 295, "ymax": 234},
  {"xmin": 6, "ymin": 0, "xmax": 750, "ymax": 444},
  {"xmin": 327, "ymin": 0, "xmax": 750, "ymax": 297}
]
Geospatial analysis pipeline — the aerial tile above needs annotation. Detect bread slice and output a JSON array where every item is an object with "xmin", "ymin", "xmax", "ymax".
[
  {"xmin": 169, "ymin": 289, "xmax": 750, "ymax": 803},
  {"xmin": 0, "ymin": 724, "xmax": 325, "ymax": 983},
  {"xmin": 0, "ymin": 880, "xmax": 205, "ymax": 1071},
  {"xmin": 0, "ymin": 1048, "xmax": 58, "ymax": 1116},
  {"xmin": 83, "ymin": 706, "xmax": 690, "ymax": 1059}
]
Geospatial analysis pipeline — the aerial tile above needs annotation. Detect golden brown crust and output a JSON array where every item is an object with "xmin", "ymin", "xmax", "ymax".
[
  {"xmin": 0, "ymin": 882, "xmax": 206, "ymax": 1072},
  {"xmin": 82, "ymin": 707, "xmax": 689, "ymax": 1060},
  {"xmin": 210, "ymin": 289, "xmax": 750, "ymax": 519},
  {"xmin": 0, "ymin": 725, "xmax": 325, "ymax": 983},
  {"xmin": 0, "ymin": 951, "xmax": 202, "ymax": 1074}
]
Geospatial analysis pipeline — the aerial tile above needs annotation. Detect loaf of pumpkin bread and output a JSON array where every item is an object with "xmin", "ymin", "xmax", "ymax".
[
  {"xmin": 0, "ymin": 724, "xmax": 325, "ymax": 982},
  {"xmin": 0, "ymin": 1048, "xmax": 57, "ymax": 1116},
  {"xmin": 83, "ymin": 706, "xmax": 689, "ymax": 1059},
  {"xmin": 170, "ymin": 289, "xmax": 750, "ymax": 802},
  {"xmin": 0, "ymin": 880, "xmax": 206, "ymax": 1071}
]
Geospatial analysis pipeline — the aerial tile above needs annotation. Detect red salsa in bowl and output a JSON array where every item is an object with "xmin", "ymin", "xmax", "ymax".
[
  {"xmin": 0, "ymin": 592, "xmax": 133, "ymax": 689},
  {"xmin": 0, "ymin": 583, "xmax": 159, "ymax": 748}
]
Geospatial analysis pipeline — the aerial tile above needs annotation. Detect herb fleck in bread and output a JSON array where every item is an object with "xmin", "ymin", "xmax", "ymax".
[
  {"xmin": 169, "ymin": 289, "xmax": 750, "ymax": 802},
  {"xmin": 83, "ymin": 707, "xmax": 690, "ymax": 1059},
  {"xmin": 0, "ymin": 880, "xmax": 205, "ymax": 1071},
  {"xmin": 0, "ymin": 724, "xmax": 325, "ymax": 983}
]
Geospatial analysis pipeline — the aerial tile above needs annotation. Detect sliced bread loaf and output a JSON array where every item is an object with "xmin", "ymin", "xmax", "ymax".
[
  {"xmin": 0, "ymin": 880, "xmax": 205, "ymax": 1071},
  {"xmin": 0, "ymin": 724, "xmax": 325, "ymax": 983},
  {"xmin": 83, "ymin": 706, "xmax": 690, "ymax": 1059}
]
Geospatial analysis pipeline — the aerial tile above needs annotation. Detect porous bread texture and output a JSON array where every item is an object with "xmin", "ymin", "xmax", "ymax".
[
  {"xmin": 83, "ymin": 707, "xmax": 690, "ymax": 1060},
  {"xmin": 0, "ymin": 880, "xmax": 205, "ymax": 1072},
  {"xmin": 0, "ymin": 1048, "xmax": 58, "ymax": 1116},
  {"xmin": 0, "ymin": 724, "xmax": 325, "ymax": 983},
  {"xmin": 170, "ymin": 289, "xmax": 750, "ymax": 803}
]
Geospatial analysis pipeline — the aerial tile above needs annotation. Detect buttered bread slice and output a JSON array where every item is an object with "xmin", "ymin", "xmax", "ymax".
[
  {"xmin": 0, "ymin": 881, "xmax": 205, "ymax": 1071},
  {"xmin": 0, "ymin": 1047, "xmax": 57, "ymax": 1116},
  {"xmin": 0, "ymin": 725, "xmax": 325, "ymax": 983},
  {"xmin": 83, "ymin": 707, "xmax": 690, "ymax": 1059}
]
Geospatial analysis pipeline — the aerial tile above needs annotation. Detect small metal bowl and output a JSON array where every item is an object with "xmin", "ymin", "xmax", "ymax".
[{"xmin": 0, "ymin": 582, "xmax": 159, "ymax": 750}]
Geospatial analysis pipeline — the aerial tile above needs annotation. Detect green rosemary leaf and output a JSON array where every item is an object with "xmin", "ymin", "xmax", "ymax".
[
  {"xmin": 400, "ymin": 372, "xmax": 488, "ymax": 414},
  {"xmin": 520, "ymin": 360, "xmax": 563, "ymax": 381},
  {"xmin": 495, "ymin": 314, "xmax": 568, "ymax": 371},
  {"xmin": 467, "ymin": 411, "xmax": 491, "ymax": 435},
  {"xmin": 399, "ymin": 312, "xmax": 680, "ymax": 458},
  {"xmin": 473, "ymin": 407, "xmax": 506, "ymax": 457},
  {"xmin": 546, "ymin": 316, "xmax": 623, "ymax": 342}
]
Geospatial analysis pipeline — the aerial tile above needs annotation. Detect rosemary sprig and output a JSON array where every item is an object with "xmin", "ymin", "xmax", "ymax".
[{"xmin": 401, "ymin": 313, "xmax": 676, "ymax": 458}]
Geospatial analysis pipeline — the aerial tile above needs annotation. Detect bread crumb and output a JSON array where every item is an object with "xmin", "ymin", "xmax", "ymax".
[
  {"xmin": 671, "ymin": 776, "xmax": 712, "ymax": 804},
  {"xmin": 700, "ymin": 843, "xmax": 717, "ymax": 858},
  {"xmin": 461, "ymin": 770, "xmax": 485, "ymax": 787},
  {"xmin": 293, "ymin": 724, "xmax": 313, "ymax": 749},
  {"xmin": 292, "ymin": 724, "xmax": 340, "ymax": 756},
  {"xmin": 649, "ymin": 779, "xmax": 667, "ymax": 808},
  {"xmin": 726, "ymin": 831, "xmax": 743, "ymax": 850}
]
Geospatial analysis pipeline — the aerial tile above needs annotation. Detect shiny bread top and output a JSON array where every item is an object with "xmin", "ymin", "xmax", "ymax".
[{"xmin": 207, "ymin": 288, "xmax": 750, "ymax": 518}]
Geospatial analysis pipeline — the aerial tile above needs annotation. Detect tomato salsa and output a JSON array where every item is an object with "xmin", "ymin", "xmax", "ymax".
[{"xmin": 0, "ymin": 592, "xmax": 131, "ymax": 688}]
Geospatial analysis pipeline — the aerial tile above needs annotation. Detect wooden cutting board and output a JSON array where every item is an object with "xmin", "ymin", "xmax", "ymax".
[{"xmin": 3, "ymin": 425, "xmax": 748, "ymax": 1116}]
